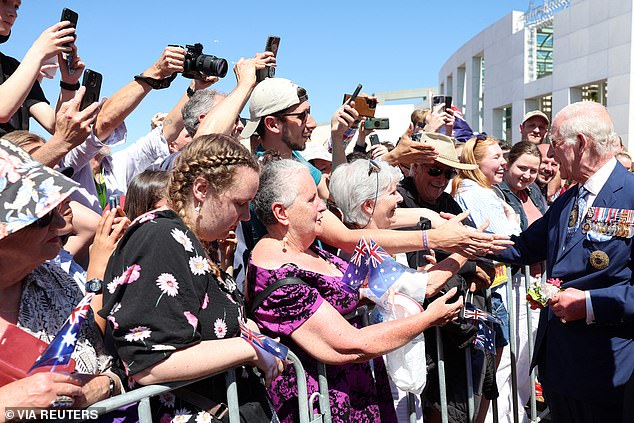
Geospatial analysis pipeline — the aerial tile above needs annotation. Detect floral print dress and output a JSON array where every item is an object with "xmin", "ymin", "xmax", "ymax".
[
  {"xmin": 100, "ymin": 210, "xmax": 268, "ymax": 423},
  {"xmin": 247, "ymin": 246, "xmax": 397, "ymax": 423}
]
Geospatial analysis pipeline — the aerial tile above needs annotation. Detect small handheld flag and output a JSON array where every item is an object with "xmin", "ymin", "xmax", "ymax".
[
  {"xmin": 28, "ymin": 293, "xmax": 94, "ymax": 373},
  {"xmin": 240, "ymin": 323, "xmax": 288, "ymax": 360},
  {"xmin": 462, "ymin": 302, "xmax": 502, "ymax": 325}
]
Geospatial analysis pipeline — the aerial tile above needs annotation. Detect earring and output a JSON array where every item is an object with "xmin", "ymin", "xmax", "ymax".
[
  {"xmin": 282, "ymin": 235, "xmax": 288, "ymax": 253},
  {"xmin": 195, "ymin": 201, "xmax": 202, "ymax": 215}
]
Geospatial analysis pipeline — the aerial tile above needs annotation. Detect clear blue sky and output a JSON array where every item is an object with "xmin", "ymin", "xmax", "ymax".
[{"xmin": 4, "ymin": 0, "xmax": 528, "ymax": 144}]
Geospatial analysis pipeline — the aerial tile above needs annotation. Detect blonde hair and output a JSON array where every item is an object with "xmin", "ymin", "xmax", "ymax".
[
  {"xmin": 168, "ymin": 134, "xmax": 259, "ymax": 239},
  {"xmin": 452, "ymin": 136, "xmax": 502, "ymax": 194}
]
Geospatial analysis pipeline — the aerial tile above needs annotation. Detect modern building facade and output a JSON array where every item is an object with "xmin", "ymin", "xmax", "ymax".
[{"xmin": 438, "ymin": 0, "xmax": 632, "ymax": 146}]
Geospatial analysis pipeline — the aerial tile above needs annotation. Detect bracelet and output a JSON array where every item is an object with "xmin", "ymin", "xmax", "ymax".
[
  {"xmin": 187, "ymin": 87, "xmax": 195, "ymax": 98},
  {"xmin": 60, "ymin": 80, "xmax": 80, "ymax": 91},
  {"xmin": 422, "ymin": 230, "xmax": 429, "ymax": 252},
  {"xmin": 105, "ymin": 374, "xmax": 117, "ymax": 398}
]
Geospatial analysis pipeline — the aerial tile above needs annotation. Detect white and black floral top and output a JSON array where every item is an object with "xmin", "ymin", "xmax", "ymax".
[
  {"xmin": 100, "ymin": 210, "xmax": 244, "ymax": 379},
  {"xmin": 19, "ymin": 263, "xmax": 111, "ymax": 374}
]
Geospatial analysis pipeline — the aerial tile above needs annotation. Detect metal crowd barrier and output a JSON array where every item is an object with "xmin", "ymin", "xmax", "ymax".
[
  {"xmin": 429, "ymin": 264, "xmax": 551, "ymax": 423},
  {"xmin": 88, "ymin": 349, "xmax": 325, "ymax": 423}
]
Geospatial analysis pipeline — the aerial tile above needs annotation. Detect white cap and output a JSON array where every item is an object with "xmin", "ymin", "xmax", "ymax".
[
  {"xmin": 241, "ymin": 78, "xmax": 307, "ymax": 138},
  {"xmin": 302, "ymin": 141, "xmax": 332, "ymax": 163}
]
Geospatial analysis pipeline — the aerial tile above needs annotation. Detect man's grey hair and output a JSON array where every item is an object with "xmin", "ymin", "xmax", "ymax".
[
  {"xmin": 182, "ymin": 89, "xmax": 222, "ymax": 137},
  {"xmin": 328, "ymin": 159, "xmax": 403, "ymax": 227},
  {"xmin": 253, "ymin": 159, "xmax": 311, "ymax": 226},
  {"xmin": 555, "ymin": 101, "xmax": 618, "ymax": 158}
]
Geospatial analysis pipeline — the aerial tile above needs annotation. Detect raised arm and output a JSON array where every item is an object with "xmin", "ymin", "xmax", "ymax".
[
  {"xmin": 319, "ymin": 208, "xmax": 512, "ymax": 256},
  {"xmin": 0, "ymin": 22, "xmax": 74, "ymax": 123},
  {"xmin": 93, "ymin": 46, "xmax": 185, "ymax": 141},
  {"xmin": 195, "ymin": 52, "xmax": 275, "ymax": 137}
]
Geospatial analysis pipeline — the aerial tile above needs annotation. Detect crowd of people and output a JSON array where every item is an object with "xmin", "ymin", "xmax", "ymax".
[{"xmin": 1, "ymin": 3, "xmax": 633, "ymax": 423}]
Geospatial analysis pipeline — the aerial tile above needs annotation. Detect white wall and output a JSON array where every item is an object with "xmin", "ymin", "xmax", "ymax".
[{"xmin": 439, "ymin": 0, "xmax": 634, "ymax": 147}]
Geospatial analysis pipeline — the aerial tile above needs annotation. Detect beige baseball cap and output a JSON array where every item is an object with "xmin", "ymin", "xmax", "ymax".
[
  {"xmin": 241, "ymin": 78, "xmax": 308, "ymax": 138},
  {"xmin": 522, "ymin": 110, "xmax": 550, "ymax": 125},
  {"xmin": 418, "ymin": 132, "xmax": 478, "ymax": 170}
]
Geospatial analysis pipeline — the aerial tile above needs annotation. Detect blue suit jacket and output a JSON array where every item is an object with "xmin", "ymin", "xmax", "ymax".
[{"xmin": 494, "ymin": 163, "xmax": 634, "ymax": 401}]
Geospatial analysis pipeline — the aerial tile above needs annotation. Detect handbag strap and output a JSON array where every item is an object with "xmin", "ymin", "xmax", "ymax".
[{"xmin": 249, "ymin": 276, "xmax": 307, "ymax": 315}]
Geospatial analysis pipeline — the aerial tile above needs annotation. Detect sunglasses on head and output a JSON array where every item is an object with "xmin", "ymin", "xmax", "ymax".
[{"xmin": 426, "ymin": 166, "xmax": 457, "ymax": 179}]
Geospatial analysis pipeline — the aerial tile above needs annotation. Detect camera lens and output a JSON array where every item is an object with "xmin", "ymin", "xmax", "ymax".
[{"xmin": 196, "ymin": 54, "xmax": 228, "ymax": 78}]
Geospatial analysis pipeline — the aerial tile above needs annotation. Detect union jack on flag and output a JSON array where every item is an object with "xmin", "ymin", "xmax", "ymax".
[
  {"xmin": 342, "ymin": 238, "xmax": 370, "ymax": 293},
  {"xmin": 240, "ymin": 324, "xmax": 288, "ymax": 360},
  {"xmin": 462, "ymin": 303, "xmax": 502, "ymax": 325},
  {"xmin": 365, "ymin": 239, "xmax": 390, "ymax": 268},
  {"xmin": 29, "ymin": 293, "xmax": 94, "ymax": 372},
  {"xmin": 351, "ymin": 238, "xmax": 368, "ymax": 267}
]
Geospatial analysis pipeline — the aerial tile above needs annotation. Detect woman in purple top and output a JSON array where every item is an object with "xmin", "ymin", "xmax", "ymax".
[{"xmin": 247, "ymin": 158, "xmax": 463, "ymax": 423}]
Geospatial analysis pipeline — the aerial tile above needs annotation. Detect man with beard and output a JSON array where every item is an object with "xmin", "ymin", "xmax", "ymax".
[
  {"xmin": 535, "ymin": 143, "xmax": 560, "ymax": 204},
  {"xmin": 240, "ymin": 77, "xmax": 324, "ymax": 191}
]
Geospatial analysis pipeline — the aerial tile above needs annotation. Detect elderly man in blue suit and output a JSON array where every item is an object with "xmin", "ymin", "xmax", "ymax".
[{"xmin": 492, "ymin": 101, "xmax": 634, "ymax": 422}]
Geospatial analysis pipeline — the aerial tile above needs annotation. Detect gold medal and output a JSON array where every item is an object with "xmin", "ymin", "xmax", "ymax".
[{"xmin": 589, "ymin": 250, "xmax": 609, "ymax": 270}]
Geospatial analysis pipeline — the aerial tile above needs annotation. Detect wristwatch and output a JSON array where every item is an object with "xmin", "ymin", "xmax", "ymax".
[
  {"xmin": 134, "ymin": 73, "xmax": 177, "ymax": 90},
  {"xmin": 86, "ymin": 278, "xmax": 103, "ymax": 294}
]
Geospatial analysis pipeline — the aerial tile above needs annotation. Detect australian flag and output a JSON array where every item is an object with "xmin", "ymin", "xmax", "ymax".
[
  {"xmin": 473, "ymin": 322, "xmax": 496, "ymax": 354},
  {"xmin": 29, "ymin": 293, "xmax": 94, "ymax": 373},
  {"xmin": 462, "ymin": 302, "xmax": 502, "ymax": 325},
  {"xmin": 365, "ymin": 240, "xmax": 407, "ymax": 299},
  {"xmin": 341, "ymin": 238, "xmax": 370, "ymax": 293},
  {"xmin": 240, "ymin": 323, "xmax": 289, "ymax": 360}
]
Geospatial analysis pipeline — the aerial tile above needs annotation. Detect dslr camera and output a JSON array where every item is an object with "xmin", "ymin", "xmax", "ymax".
[{"xmin": 182, "ymin": 43, "xmax": 228, "ymax": 80}]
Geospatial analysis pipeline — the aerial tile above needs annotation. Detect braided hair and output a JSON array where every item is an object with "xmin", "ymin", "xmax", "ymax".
[{"xmin": 168, "ymin": 134, "xmax": 259, "ymax": 240}]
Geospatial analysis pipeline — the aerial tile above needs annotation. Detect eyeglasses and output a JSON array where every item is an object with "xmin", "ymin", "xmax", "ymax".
[
  {"xmin": 31, "ymin": 209, "xmax": 55, "ymax": 228},
  {"xmin": 276, "ymin": 109, "xmax": 310, "ymax": 123},
  {"xmin": 550, "ymin": 136, "xmax": 568, "ymax": 148},
  {"xmin": 426, "ymin": 166, "xmax": 457, "ymax": 179}
]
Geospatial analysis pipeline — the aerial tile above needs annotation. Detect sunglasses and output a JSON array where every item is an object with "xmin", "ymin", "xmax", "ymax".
[
  {"xmin": 426, "ymin": 166, "xmax": 457, "ymax": 179},
  {"xmin": 31, "ymin": 209, "xmax": 55, "ymax": 228},
  {"xmin": 276, "ymin": 109, "xmax": 310, "ymax": 123}
]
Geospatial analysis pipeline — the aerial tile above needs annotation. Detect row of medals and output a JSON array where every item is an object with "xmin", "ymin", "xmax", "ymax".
[{"xmin": 580, "ymin": 207, "xmax": 634, "ymax": 238}]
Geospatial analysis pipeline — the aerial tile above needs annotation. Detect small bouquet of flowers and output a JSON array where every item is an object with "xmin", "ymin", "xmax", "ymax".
[{"xmin": 526, "ymin": 278, "xmax": 563, "ymax": 310}]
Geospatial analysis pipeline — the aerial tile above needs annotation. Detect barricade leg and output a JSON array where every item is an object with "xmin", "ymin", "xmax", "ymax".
[
  {"xmin": 525, "ymin": 266, "xmax": 538, "ymax": 422},
  {"xmin": 225, "ymin": 368, "xmax": 240, "ymax": 423},
  {"xmin": 317, "ymin": 362, "xmax": 332, "ymax": 423},
  {"xmin": 435, "ymin": 327, "xmax": 449, "ymax": 423},
  {"xmin": 505, "ymin": 266, "xmax": 520, "ymax": 423},
  {"xmin": 287, "ymin": 350, "xmax": 313, "ymax": 423},
  {"xmin": 138, "ymin": 397, "xmax": 152, "ymax": 423}
]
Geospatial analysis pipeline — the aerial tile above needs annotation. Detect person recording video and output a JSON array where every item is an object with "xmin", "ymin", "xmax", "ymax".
[{"xmin": 0, "ymin": 1, "xmax": 85, "ymax": 136}]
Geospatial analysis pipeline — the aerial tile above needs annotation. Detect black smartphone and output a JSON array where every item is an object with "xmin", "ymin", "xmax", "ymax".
[
  {"xmin": 256, "ymin": 35, "xmax": 281, "ymax": 82},
  {"xmin": 432, "ymin": 95, "xmax": 452, "ymax": 113},
  {"xmin": 79, "ymin": 69, "xmax": 102, "ymax": 111},
  {"xmin": 346, "ymin": 84, "xmax": 362, "ymax": 104},
  {"xmin": 369, "ymin": 134, "xmax": 380, "ymax": 146},
  {"xmin": 60, "ymin": 8, "xmax": 78, "ymax": 47}
]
